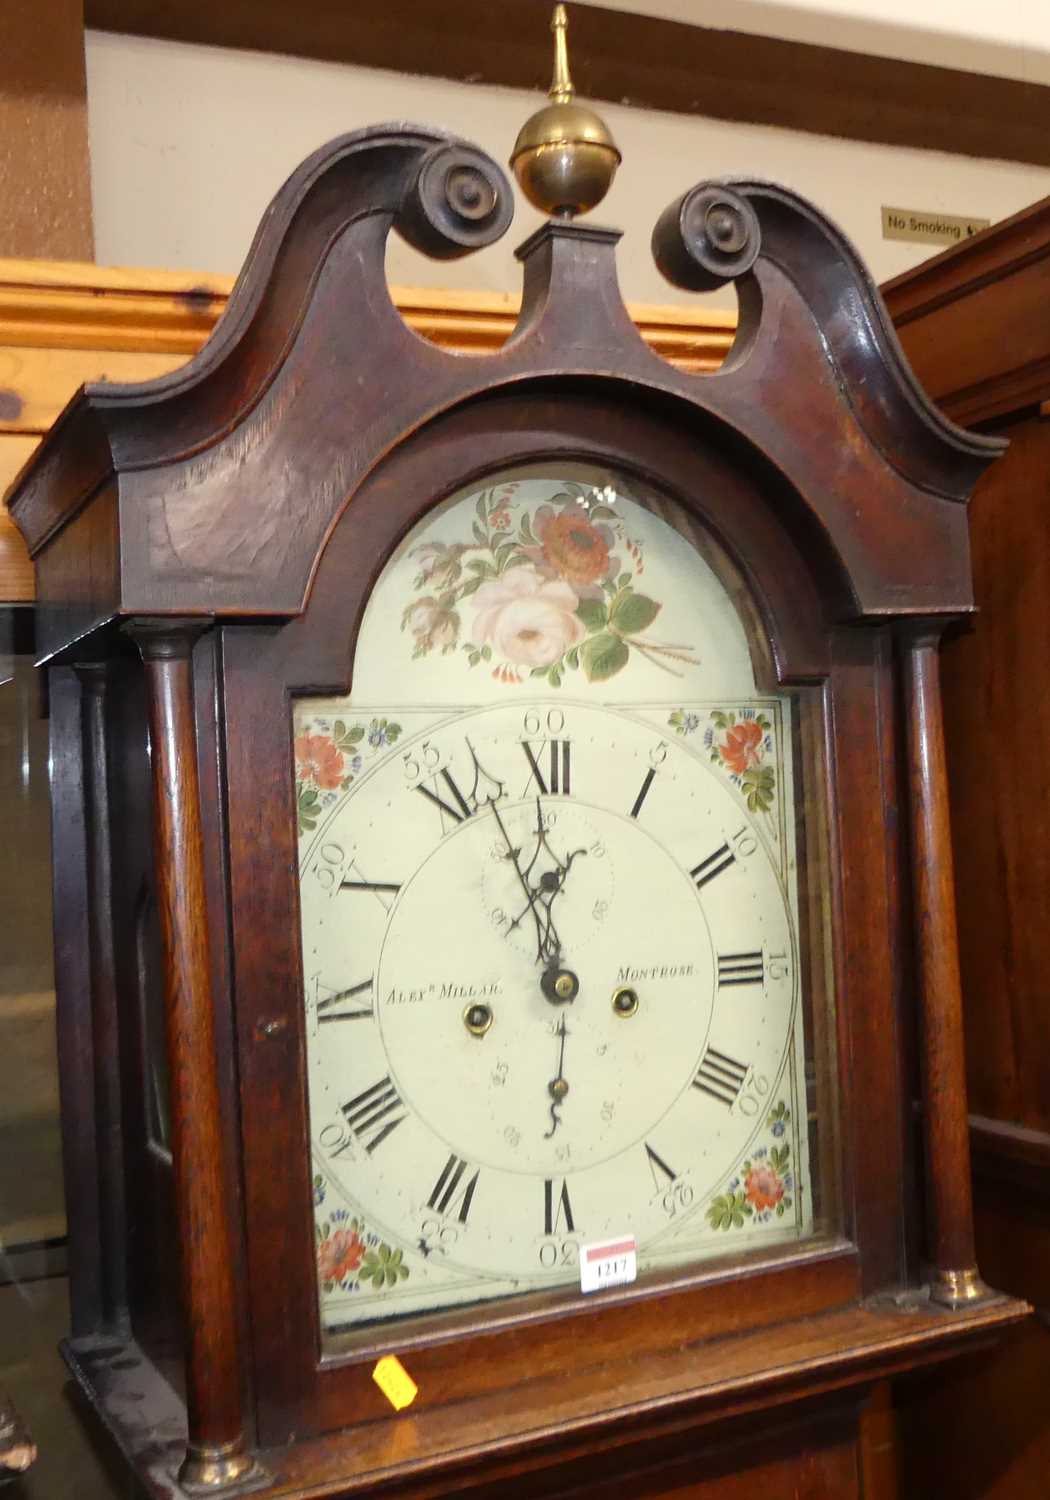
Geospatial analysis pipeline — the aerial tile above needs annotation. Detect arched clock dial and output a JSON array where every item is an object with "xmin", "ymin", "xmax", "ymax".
[
  {"xmin": 296, "ymin": 467, "xmax": 818, "ymax": 1338},
  {"xmin": 304, "ymin": 702, "xmax": 796, "ymax": 1287}
]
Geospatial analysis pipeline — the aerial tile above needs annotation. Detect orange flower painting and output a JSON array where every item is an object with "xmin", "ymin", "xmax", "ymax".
[
  {"xmin": 744, "ymin": 1162, "xmax": 785, "ymax": 1213},
  {"xmin": 537, "ymin": 509, "xmax": 612, "ymax": 587},
  {"xmin": 295, "ymin": 733, "xmax": 344, "ymax": 790},
  {"xmin": 317, "ymin": 1227, "xmax": 365, "ymax": 1285},
  {"xmin": 718, "ymin": 718, "xmax": 764, "ymax": 776}
]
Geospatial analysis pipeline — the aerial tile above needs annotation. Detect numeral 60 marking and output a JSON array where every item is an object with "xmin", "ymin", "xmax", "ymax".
[{"xmin": 523, "ymin": 707, "xmax": 565, "ymax": 736}]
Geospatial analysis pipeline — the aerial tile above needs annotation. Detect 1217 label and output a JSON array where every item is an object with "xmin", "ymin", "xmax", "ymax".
[{"xmin": 579, "ymin": 1236, "xmax": 638, "ymax": 1294}]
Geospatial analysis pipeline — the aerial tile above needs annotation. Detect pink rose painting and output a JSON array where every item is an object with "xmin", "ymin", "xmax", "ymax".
[
  {"xmin": 400, "ymin": 482, "xmax": 700, "ymax": 687},
  {"xmin": 472, "ymin": 567, "xmax": 586, "ymax": 669}
]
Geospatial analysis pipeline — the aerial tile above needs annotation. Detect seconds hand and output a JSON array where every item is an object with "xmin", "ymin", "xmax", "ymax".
[{"xmin": 544, "ymin": 1014, "xmax": 570, "ymax": 1138}]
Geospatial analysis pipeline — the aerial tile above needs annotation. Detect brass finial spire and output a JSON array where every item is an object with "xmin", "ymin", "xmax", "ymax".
[
  {"xmin": 510, "ymin": 3, "xmax": 621, "ymax": 219},
  {"xmin": 549, "ymin": 4, "xmax": 573, "ymax": 103}
]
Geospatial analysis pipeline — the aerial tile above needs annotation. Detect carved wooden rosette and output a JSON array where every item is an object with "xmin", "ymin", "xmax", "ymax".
[{"xmin": 6, "ymin": 127, "xmax": 1021, "ymax": 1493}]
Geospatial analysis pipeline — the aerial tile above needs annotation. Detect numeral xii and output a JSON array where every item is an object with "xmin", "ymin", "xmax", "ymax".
[{"xmin": 523, "ymin": 740, "xmax": 571, "ymax": 796}]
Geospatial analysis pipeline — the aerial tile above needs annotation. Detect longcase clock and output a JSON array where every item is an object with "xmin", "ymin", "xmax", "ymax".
[{"xmin": 6, "ymin": 95, "xmax": 1028, "ymax": 1500}]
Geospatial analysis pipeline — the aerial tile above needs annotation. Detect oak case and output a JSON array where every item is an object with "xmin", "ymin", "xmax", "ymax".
[{"xmin": 6, "ymin": 127, "xmax": 1028, "ymax": 1497}]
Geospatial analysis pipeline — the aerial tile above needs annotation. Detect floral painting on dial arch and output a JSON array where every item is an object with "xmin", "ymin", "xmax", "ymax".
[{"xmin": 401, "ymin": 481, "xmax": 701, "ymax": 688}]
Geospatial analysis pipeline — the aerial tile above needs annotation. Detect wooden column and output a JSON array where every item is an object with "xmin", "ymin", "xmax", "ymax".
[
  {"xmin": 128, "ymin": 622, "xmax": 257, "ymax": 1492},
  {"xmin": 75, "ymin": 663, "xmax": 128, "ymax": 1335},
  {"xmin": 902, "ymin": 625, "xmax": 989, "ymax": 1307}
]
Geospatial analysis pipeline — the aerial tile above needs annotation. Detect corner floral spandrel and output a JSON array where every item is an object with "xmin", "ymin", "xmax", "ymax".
[
  {"xmin": 706, "ymin": 1100, "xmax": 795, "ymax": 1231},
  {"xmin": 315, "ymin": 1188, "xmax": 412, "ymax": 1301},
  {"xmin": 670, "ymin": 706, "xmax": 777, "ymax": 817},
  {"xmin": 294, "ymin": 716, "xmax": 402, "ymax": 837},
  {"xmin": 401, "ymin": 481, "xmax": 701, "ymax": 687}
]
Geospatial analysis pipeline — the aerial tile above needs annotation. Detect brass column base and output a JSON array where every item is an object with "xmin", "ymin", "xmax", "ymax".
[
  {"xmin": 929, "ymin": 1265, "xmax": 994, "ymax": 1309},
  {"xmin": 178, "ymin": 1439, "xmax": 268, "ymax": 1495}
]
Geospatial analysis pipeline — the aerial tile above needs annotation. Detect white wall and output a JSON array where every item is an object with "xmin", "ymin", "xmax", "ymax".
[
  {"xmin": 85, "ymin": 31, "xmax": 1050, "ymax": 311},
  {"xmin": 593, "ymin": 0, "xmax": 1049, "ymax": 83}
]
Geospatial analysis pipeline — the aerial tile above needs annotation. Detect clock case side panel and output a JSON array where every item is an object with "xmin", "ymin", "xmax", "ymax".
[
  {"xmin": 51, "ymin": 634, "xmax": 259, "ymax": 1445},
  {"xmin": 220, "ymin": 389, "xmax": 913, "ymax": 1446}
]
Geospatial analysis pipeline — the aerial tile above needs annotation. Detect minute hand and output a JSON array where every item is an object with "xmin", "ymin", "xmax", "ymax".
[{"xmin": 490, "ymin": 801, "xmax": 549, "ymax": 960}]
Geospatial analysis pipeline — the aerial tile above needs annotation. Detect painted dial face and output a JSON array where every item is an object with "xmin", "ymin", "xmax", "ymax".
[
  {"xmin": 296, "ymin": 467, "xmax": 818, "ymax": 1340},
  {"xmin": 303, "ymin": 701, "xmax": 796, "ymax": 1285}
]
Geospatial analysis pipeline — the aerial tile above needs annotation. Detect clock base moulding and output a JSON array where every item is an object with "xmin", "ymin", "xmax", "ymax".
[{"xmin": 60, "ymin": 1294, "xmax": 1027, "ymax": 1500}]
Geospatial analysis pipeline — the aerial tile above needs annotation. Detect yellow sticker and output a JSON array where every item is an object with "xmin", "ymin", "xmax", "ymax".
[{"xmin": 372, "ymin": 1354, "xmax": 418, "ymax": 1411}]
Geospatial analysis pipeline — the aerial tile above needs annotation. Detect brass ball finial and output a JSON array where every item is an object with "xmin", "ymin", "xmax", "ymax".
[{"xmin": 510, "ymin": 4, "xmax": 621, "ymax": 218}]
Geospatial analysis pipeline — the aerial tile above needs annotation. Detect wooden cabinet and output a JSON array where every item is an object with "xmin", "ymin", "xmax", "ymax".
[{"xmin": 884, "ymin": 196, "xmax": 1050, "ymax": 1500}]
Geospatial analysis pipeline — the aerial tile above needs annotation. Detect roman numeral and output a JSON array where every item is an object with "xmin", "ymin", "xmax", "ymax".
[
  {"xmin": 690, "ymin": 841, "xmax": 735, "ymax": 890},
  {"xmin": 427, "ymin": 1154, "xmax": 480, "ymax": 1224},
  {"xmin": 717, "ymin": 951, "xmax": 764, "ymax": 987},
  {"xmin": 522, "ymin": 740, "xmax": 571, "ymax": 797},
  {"xmin": 341, "ymin": 1076, "xmax": 406, "ymax": 1153},
  {"xmin": 544, "ymin": 1177, "xmax": 575, "ymax": 1235},
  {"xmin": 644, "ymin": 1142, "xmax": 677, "ymax": 1191},
  {"xmin": 415, "ymin": 769, "xmax": 474, "ymax": 828},
  {"xmin": 630, "ymin": 767, "xmax": 656, "ymax": 819},
  {"xmin": 316, "ymin": 977, "xmax": 373, "ymax": 1022},
  {"xmin": 692, "ymin": 1048, "xmax": 748, "ymax": 1108}
]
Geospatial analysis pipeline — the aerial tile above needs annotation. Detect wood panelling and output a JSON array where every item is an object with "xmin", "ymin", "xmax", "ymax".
[
  {"xmin": 0, "ymin": 345, "xmax": 188, "ymax": 434},
  {"xmin": 0, "ymin": 436, "xmax": 38, "ymax": 599},
  {"xmin": 0, "ymin": 258, "xmax": 734, "ymax": 604},
  {"xmin": 939, "ymin": 413, "xmax": 1050, "ymax": 1137},
  {"xmin": 889, "ymin": 193, "xmax": 1050, "ymax": 1500},
  {"xmin": 883, "ymin": 198, "xmax": 1050, "ymax": 427},
  {"xmin": 87, "ymin": 0, "xmax": 1050, "ymax": 169}
]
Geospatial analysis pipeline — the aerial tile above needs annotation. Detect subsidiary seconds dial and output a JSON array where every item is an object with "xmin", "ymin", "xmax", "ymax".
[{"xmin": 301, "ymin": 700, "xmax": 797, "ymax": 1287}]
